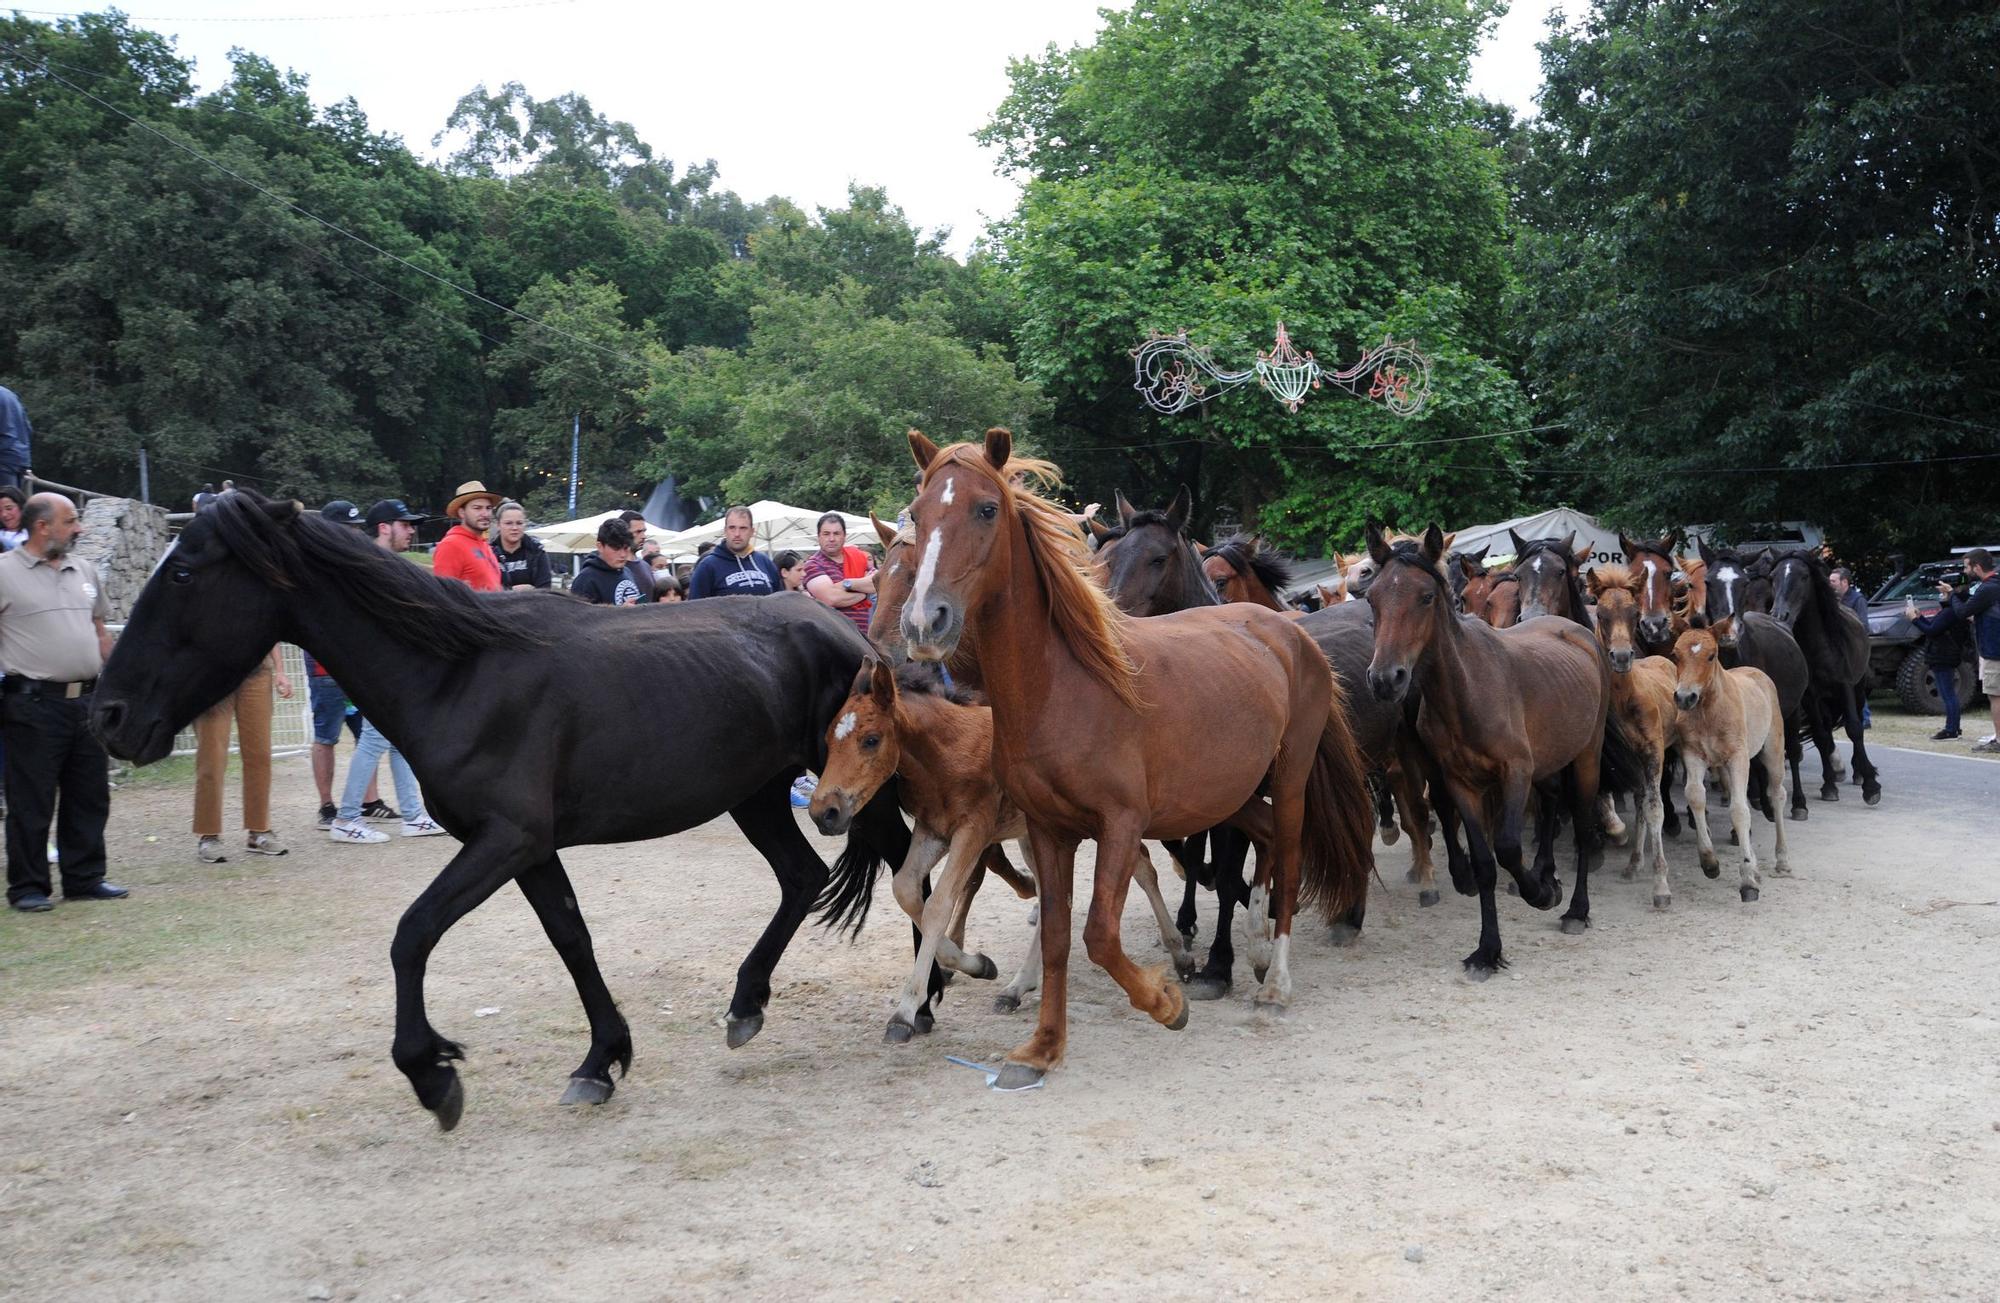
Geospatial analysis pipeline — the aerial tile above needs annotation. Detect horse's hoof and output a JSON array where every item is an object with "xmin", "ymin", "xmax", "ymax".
[
  {"xmin": 1620, "ymin": 866, "xmax": 1636, "ymax": 881},
  {"xmin": 1251, "ymin": 964, "xmax": 1268, "ymax": 984},
  {"xmin": 1327, "ymin": 922, "xmax": 1362, "ymax": 948},
  {"xmin": 1403, "ymin": 865, "xmax": 1421, "ymax": 884},
  {"xmin": 1773, "ymin": 864, "xmax": 1793, "ymax": 877},
  {"xmin": 1252, "ymin": 996, "xmax": 1289, "ymax": 1018},
  {"xmin": 1161, "ymin": 987, "xmax": 1189, "ymax": 1031},
  {"xmin": 1504, "ymin": 880, "xmax": 1520, "ymax": 897},
  {"xmin": 1461, "ymin": 963, "xmax": 1496, "ymax": 984},
  {"xmin": 1727, "ymin": 829, "xmax": 1739, "ymax": 845},
  {"xmin": 1699, "ymin": 853, "xmax": 1720, "ymax": 879},
  {"xmin": 1418, "ymin": 889, "xmax": 1441, "ymax": 908},
  {"xmin": 992, "ymin": 993, "xmax": 1022, "ymax": 1014},
  {"xmin": 433, "ymin": 1076, "xmax": 464, "ymax": 1132},
  {"xmin": 725, "ymin": 1013, "xmax": 763, "ymax": 1049},
  {"xmin": 1789, "ymin": 805, "xmax": 1808, "ymax": 822},
  {"xmin": 993, "ymin": 1062, "xmax": 1045, "ymax": 1091},
  {"xmin": 560, "ymin": 1075, "xmax": 614, "ymax": 1107},
  {"xmin": 912, "ymin": 1007, "xmax": 935, "ymax": 1036},
  {"xmin": 1740, "ymin": 885, "xmax": 1759, "ymax": 903},
  {"xmin": 1178, "ymin": 926, "xmax": 1198, "ymax": 946},
  {"xmin": 1863, "ymin": 786, "xmax": 1881, "ymax": 807},
  {"xmin": 1819, "ymin": 784, "xmax": 1840, "ymax": 802},
  {"xmin": 1559, "ymin": 916, "xmax": 1589, "ymax": 936},
  {"xmin": 884, "ymin": 1017, "xmax": 916, "ymax": 1044},
  {"xmin": 1653, "ymin": 894, "xmax": 1671, "ymax": 910},
  {"xmin": 1185, "ymin": 975, "xmax": 1231, "ymax": 1002},
  {"xmin": 968, "ymin": 954, "xmax": 999, "ymax": 981}
]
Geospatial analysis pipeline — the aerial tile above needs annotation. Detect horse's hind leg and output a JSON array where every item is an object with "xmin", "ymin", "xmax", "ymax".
[
  {"xmin": 389, "ymin": 836, "xmax": 535, "ymax": 1129},
  {"xmin": 1560, "ymin": 755, "xmax": 1602, "ymax": 936},
  {"xmin": 1391, "ymin": 733, "xmax": 1439, "ymax": 906},
  {"xmin": 1842, "ymin": 684, "xmax": 1882, "ymax": 804},
  {"xmin": 1131, "ymin": 846, "xmax": 1196, "ymax": 979},
  {"xmin": 996, "ymin": 840, "xmax": 1042, "ymax": 1013},
  {"xmin": 1186, "ymin": 827, "xmax": 1248, "ymax": 1001},
  {"xmin": 1783, "ymin": 713, "xmax": 1809, "ymax": 820},
  {"xmin": 889, "ymin": 829, "xmax": 990, "ymax": 1042},
  {"xmin": 1643, "ymin": 756, "xmax": 1673, "ymax": 909},
  {"xmin": 1444, "ymin": 779, "xmax": 1507, "ymax": 978},
  {"xmin": 1806, "ymin": 695, "xmax": 1841, "ymax": 802},
  {"xmin": 1080, "ymin": 816, "xmax": 1187, "ymax": 1032},
  {"xmin": 723, "ymin": 778, "xmax": 837, "ymax": 1049},
  {"xmin": 515, "ymin": 855, "xmax": 633, "ymax": 1109}
]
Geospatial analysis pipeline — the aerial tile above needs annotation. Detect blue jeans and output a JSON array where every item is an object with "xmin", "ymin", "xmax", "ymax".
[
  {"xmin": 1933, "ymin": 667, "xmax": 1962, "ymax": 734},
  {"xmin": 338, "ymin": 720, "xmax": 424, "ymax": 823}
]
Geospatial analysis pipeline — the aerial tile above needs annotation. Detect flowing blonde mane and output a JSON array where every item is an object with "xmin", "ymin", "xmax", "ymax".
[
  {"xmin": 932, "ymin": 443, "xmax": 1143, "ymax": 710},
  {"xmin": 1592, "ymin": 562, "xmax": 1641, "ymax": 594}
]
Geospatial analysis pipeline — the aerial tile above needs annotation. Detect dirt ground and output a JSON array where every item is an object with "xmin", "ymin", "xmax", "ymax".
[{"xmin": 2, "ymin": 741, "xmax": 1997, "ymax": 1302}]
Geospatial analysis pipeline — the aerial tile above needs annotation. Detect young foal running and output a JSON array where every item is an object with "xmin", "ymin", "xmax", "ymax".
[
  {"xmin": 899, "ymin": 429, "xmax": 1373, "ymax": 1088},
  {"xmin": 1586, "ymin": 565, "xmax": 1684, "ymax": 907},
  {"xmin": 1670, "ymin": 622, "xmax": 1791, "ymax": 900}
]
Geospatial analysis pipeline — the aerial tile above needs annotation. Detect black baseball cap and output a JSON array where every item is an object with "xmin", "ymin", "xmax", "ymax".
[
  {"xmin": 321, "ymin": 500, "xmax": 364, "ymax": 527},
  {"xmin": 363, "ymin": 499, "xmax": 426, "ymax": 531}
]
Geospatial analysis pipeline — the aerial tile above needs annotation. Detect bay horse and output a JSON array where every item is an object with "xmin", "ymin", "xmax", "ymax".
[
  {"xmin": 1507, "ymin": 530, "xmax": 1591, "ymax": 626},
  {"xmin": 1364, "ymin": 522, "xmax": 1624, "ymax": 973},
  {"xmin": 92, "ymin": 492, "xmax": 909, "ymax": 1131},
  {"xmin": 1767, "ymin": 551, "xmax": 1882, "ymax": 805},
  {"xmin": 898, "ymin": 429, "xmax": 1373, "ymax": 1089},
  {"xmin": 1669, "ymin": 621, "xmax": 1792, "ymax": 898},
  {"xmin": 1202, "ymin": 534, "xmax": 1294, "ymax": 610},
  {"xmin": 1092, "ymin": 486, "xmax": 1219, "ymax": 617},
  {"xmin": 1616, "ymin": 533, "xmax": 1685, "ymax": 654},
  {"xmin": 1448, "ymin": 545, "xmax": 1495, "ymax": 614},
  {"xmin": 1585, "ymin": 565, "xmax": 1684, "ymax": 906},
  {"xmin": 809, "ymin": 659, "xmax": 1193, "ymax": 1036}
]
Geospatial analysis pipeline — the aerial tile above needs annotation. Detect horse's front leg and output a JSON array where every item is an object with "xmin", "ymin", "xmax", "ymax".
[
  {"xmin": 1841, "ymin": 684, "xmax": 1882, "ymax": 805},
  {"xmin": 515, "ymin": 854, "xmax": 633, "ymax": 1110},
  {"xmin": 1496, "ymin": 768, "xmax": 1560, "ymax": 911},
  {"xmin": 1783, "ymin": 713, "xmax": 1809, "ymax": 820},
  {"xmin": 1725, "ymin": 752, "xmax": 1761, "ymax": 902},
  {"xmin": 722, "ymin": 778, "xmax": 839, "ymax": 1049},
  {"xmin": 995, "ymin": 839, "xmax": 1042, "ymax": 1014},
  {"xmin": 1080, "ymin": 816, "xmax": 1187, "ymax": 1033},
  {"xmin": 889, "ymin": 827, "xmax": 948, "ymax": 926},
  {"xmin": 997, "ymin": 826, "xmax": 1077, "ymax": 1090},
  {"xmin": 1683, "ymin": 753, "xmax": 1720, "ymax": 880},
  {"xmin": 1391, "ymin": 734, "xmax": 1439, "ymax": 907},
  {"xmin": 1444, "ymin": 778, "xmax": 1506, "ymax": 978},
  {"xmin": 1806, "ymin": 694, "xmax": 1841, "ymax": 802},
  {"xmin": 887, "ymin": 828, "xmax": 992, "ymax": 1042},
  {"xmin": 1186, "ymin": 827, "xmax": 1248, "ymax": 1001},
  {"xmin": 1642, "ymin": 756, "xmax": 1673, "ymax": 909},
  {"xmin": 389, "ymin": 830, "xmax": 539, "ymax": 1130}
]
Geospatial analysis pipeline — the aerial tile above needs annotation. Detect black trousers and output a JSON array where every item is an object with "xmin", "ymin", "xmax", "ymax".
[{"xmin": 4, "ymin": 691, "xmax": 111, "ymax": 902}]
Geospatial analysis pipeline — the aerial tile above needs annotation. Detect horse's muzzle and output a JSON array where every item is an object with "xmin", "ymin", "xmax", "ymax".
[
  {"xmin": 1608, "ymin": 649, "xmax": 1635, "ymax": 673},
  {"xmin": 1638, "ymin": 615, "xmax": 1671, "ymax": 647},
  {"xmin": 809, "ymin": 790, "xmax": 854, "ymax": 836},
  {"xmin": 89, "ymin": 697, "xmax": 172, "ymax": 764},
  {"xmin": 1673, "ymin": 688, "xmax": 1701, "ymax": 711},
  {"xmin": 901, "ymin": 599, "xmax": 962, "ymax": 663},
  {"xmin": 1367, "ymin": 664, "xmax": 1411, "ymax": 704}
]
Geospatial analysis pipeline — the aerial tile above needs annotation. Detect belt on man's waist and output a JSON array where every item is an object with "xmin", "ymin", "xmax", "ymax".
[{"xmin": 1, "ymin": 676, "xmax": 98, "ymax": 699}]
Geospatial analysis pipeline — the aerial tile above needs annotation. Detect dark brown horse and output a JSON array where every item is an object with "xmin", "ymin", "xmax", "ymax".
[
  {"xmin": 895, "ymin": 429, "xmax": 1373, "ymax": 1088},
  {"xmin": 1202, "ymin": 535, "xmax": 1294, "ymax": 610},
  {"xmin": 1617, "ymin": 533, "xmax": 1686, "ymax": 654},
  {"xmin": 1507, "ymin": 530, "xmax": 1591, "ymax": 626},
  {"xmin": 1364, "ymin": 522, "xmax": 1621, "ymax": 975}
]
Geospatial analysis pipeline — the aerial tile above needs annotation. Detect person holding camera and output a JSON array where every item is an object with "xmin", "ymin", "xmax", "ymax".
[
  {"xmin": 1911, "ymin": 549, "xmax": 2000, "ymax": 752},
  {"xmin": 1907, "ymin": 591, "xmax": 1971, "ymax": 740}
]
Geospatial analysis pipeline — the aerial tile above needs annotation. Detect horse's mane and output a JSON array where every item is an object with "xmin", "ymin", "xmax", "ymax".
[
  {"xmin": 933, "ymin": 443, "xmax": 1142, "ymax": 709},
  {"xmin": 1100, "ymin": 508, "xmax": 1220, "ymax": 608},
  {"xmin": 1591, "ymin": 562, "xmax": 1641, "ymax": 595},
  {"xmin": 1515, "ymin": 536, "xmax": 1592, "ymax": 628},
  {"xmin": 203, "ymin": 490, "xmax": 544, "ymax": 661},
  {"xmin": 1206, "ymin": 534, "xmax": 1294, "ymax": 595},
  {"xmin": 893, "ymin": 659, "xmax": 983, "ymax": 707}
]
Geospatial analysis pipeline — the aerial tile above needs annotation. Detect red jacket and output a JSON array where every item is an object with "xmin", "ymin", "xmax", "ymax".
[{"xmin": 432, "ymin": 524, "xmax": 503, "ymax": 591}]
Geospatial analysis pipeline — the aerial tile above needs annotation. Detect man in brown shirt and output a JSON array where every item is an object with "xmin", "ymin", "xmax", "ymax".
[{"xmin": 0, "ymin": 493, "xmax": 126, "ymax": 911}]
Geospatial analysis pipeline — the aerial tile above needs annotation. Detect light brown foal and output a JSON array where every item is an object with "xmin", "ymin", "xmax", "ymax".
[
  {"xmin": 1587, "ymin": 565, "xmax": 1684, "ymax": 907},
  {"xmin": 1670, "ymin": 621, "xmax": 1791, "ymax": 902}
]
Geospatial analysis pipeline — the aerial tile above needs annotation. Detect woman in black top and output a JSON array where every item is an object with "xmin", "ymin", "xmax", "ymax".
[{"xmin": 490, "ymin": 500, "xmax": 552, "ymax": 589}]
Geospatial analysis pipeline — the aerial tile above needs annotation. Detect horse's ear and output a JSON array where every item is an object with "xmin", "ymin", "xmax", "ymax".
[
  {"xmin": 983, "ymin": 427, "xmax": 1012, "ymax": 470},
  {"xmin": 1618, "ymin": 532, "xmax": 1638, "ymax": 562},
  {"xmin": 1420, "ymin": 524, "xmax": 1446, "ymax": 564},
  {"xmin": 868, "ymin": 657, "xmax": 897, "ymax": 708},
  {"xmin": 1364, "ymin": 519, "xmax": 1392, "ymax": 567},
  {"xmin": 1086, "ymin": 517, "xmax": 1112, "ymax": 542},
  {"xmin": 1656, "ymin": 531, "xmax": 1679, "ymax": 555},
  {"xmin": 908, "ymin": 429, "xmax": 940, "ymax": 473},
  {"xmin": 1558, "ymin": 531, "xmax": 1577, "ymax": 561},
  {"xmin": 1165, "ymin": 484, "xmax": 1192, "ymax": 533},
  {"xmin": 1697, "ymin": 537, "xmax": 1716, "ymax": 563},
  {"xmin": 1508, "ymin": 528, "xmax": 1530, "ymax": 558},
  {"xmin": 870, "ymin": 511, "xmax": 897, "ymax": 549},
  {"xmin": 1586, "ymin": 568, "xmax": 1610, "ymax": 597},
  {"xmin": 1465, "ymin": 544, "xmax": 1488, "ymax": 565},
  {"xmin": 1113, "ymin": 489, "xmax": 1135, "ymax": 526},
  {"xmin": 1332, "ymin": 549, "xmax": 1348, "ymax": 571},
  {"xmin": 1710, "ymin": 614, "xmax": 1734, "ymax": 642},
  {"xmin": 1440, "ymin": 531, "xmax": 1456, "ymax": 553}
]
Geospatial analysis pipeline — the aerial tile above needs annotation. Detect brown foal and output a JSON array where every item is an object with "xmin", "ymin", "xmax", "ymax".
[
  {"xmin": 1586, "ymin": 565, "xmax": 1684, "ymax": 907},
  {"xmin": 1669, "ymin": 622, "xmax": 1791, "ymax": 901}
]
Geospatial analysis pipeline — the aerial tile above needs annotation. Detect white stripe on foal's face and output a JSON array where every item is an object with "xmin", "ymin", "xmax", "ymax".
[{"xmin": 833, "ymin": 711, "xmax": 857, "ymax": 741}]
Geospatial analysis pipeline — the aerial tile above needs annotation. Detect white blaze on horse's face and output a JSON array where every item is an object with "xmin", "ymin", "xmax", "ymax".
[
  {"xmin": 1715, "ymin": 565, "xmax": 1739, "ymax": 615},
  {"xmin": 907, "ymin": 527, "xmax": 945, "ymax": 630},
  {"xmin": 834, "ymin": 711, "xmax": 857, "ymax": 742}
]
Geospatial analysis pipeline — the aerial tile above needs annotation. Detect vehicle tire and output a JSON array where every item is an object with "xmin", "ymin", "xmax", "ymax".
[{"xmin": 1894, "ymin": 648, "xmax": 1944, "ymax": 715}]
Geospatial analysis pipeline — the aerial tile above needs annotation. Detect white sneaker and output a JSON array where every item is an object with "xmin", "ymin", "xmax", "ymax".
[
  {"xmin": 401, "ymin": 817, "xmax": 447, "ymax": 838},
  {"xmin": 328, "ymin": 818, "xmax": 389, "ymax": 845}
]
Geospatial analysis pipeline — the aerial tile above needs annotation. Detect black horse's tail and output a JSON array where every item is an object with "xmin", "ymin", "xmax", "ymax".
[
  {"xmin": 816, "ymin": 778, "xmax": 909, "ymax": 937},
  {"xmin": 1298, "ymin": 690, "xmax": 1378, "ymax": 925}
]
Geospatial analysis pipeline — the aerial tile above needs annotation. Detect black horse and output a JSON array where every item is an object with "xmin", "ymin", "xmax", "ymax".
[
  {"xmin": 92, "ymin": 492, "xmax": 909, "ymax": 1131},
  {"xmin": 1698, "ymin": 542, "xmax": 1814, "ymax": 820},
  {"xmin": 1767, "ymin": 551, "xmax": 1882, "ymax": 805}
]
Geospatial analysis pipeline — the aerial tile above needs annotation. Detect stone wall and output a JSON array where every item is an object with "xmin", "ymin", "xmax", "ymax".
[{"xmin": 72, "ymin": 496, "xmax": 171, "ymax": 622}]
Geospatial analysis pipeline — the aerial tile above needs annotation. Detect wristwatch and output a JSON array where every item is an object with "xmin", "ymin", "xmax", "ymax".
[{"xmin": 840, "ymin": 579, "xmax": 853, "ymax": 591}]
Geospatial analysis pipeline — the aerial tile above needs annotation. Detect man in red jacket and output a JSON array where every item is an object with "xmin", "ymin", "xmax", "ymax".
[{"xmin": 432, "ymin": 480, "xmax": 503, "ymax": 591}]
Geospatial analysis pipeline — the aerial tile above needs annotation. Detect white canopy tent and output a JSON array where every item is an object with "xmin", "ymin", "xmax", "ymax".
[
  {"xmin": 1442, "ymin": 507, "xmax": 1628, "ymax": 569},
  {"xmin": 653, "ymin": 500, "xmax": 878, "ymax": 560},
  {"xmin": 525, "ymin": 509, "xmax": 679, "ymax": 555}
]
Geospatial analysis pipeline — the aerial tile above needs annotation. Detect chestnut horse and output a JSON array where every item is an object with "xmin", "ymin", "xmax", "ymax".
[
  {"xmin": 1365, "ymin": 523, "xmax": 1623, "ymax": 974},
  {"xmin": 810, "ymin": 660, "xmax": 1191, "ymax": 1038},
  {"xmin": 898, "ymin": 429, "xmax": 1373, "ymax": 1088},
  {"xmin": 1669, "ymin": 621, "xmax": 1791, "ymax": 899},
  {"xmin": 1586, "ymin": 565, "xmax": 1684, "ymax": 906}
]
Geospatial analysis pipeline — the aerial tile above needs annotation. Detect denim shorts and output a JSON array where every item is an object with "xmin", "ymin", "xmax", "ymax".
[{"xmin": 309, "ymin": 674, "xmax": 351, "ymax": 746}]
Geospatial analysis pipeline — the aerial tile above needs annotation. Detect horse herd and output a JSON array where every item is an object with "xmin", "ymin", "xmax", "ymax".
[{"xmin": 87, "ymin": 432, "xmax": 1883, "ymax": 1129}]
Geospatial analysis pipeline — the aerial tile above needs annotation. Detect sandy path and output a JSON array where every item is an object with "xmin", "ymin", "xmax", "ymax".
[{"xmin": 1, "ymin": 748, "xmax": 1996, "ymax": 1302}]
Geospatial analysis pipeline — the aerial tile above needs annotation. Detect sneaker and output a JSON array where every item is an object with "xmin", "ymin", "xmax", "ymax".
[
  {"xmin": 360, "ymin": 799, "xmax": 402, "ymax": 822},
  {"xmin": 245, "ymin": 831, "xmax": 288, "ymax": 856},
  {"xmin": 197, "ymin": 835, "xmax": 228, "ymax": 864},
  {"xmin": 401, "ymin": 816, "xmax": 447, "ymax": 838},
  {"xmin": 1931, "ymin": 728, "xmax": 1961, "ymax": 741},
  {"xmin": 328, "ymin": 818, "xmax": 390, "ymax": 845},
  {"xmin": 1972, "ymin": 738, "xmax": 2000, "ymax": 754},
  {"xmin": 790, "ymin": 788, "xmax": 811, "ymax": 809},
  {"xmin": 316, "ymin": 803, "xmax": 337, "ymax": 830},
  {"xmin": 792, "ymin": 773, "xmax": 817, "ymax": 795}
]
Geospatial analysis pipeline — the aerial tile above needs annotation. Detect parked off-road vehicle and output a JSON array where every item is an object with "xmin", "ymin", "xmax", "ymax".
[{"xmin": 1866, "ymin": 561, "xmax": 1981, "ymax": 714}]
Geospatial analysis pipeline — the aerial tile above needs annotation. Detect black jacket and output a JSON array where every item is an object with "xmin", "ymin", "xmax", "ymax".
[
  {"xmin": 570, "ymin": 553, "xmax": 641, "ymax": 605},
  {"xmin": 491, "ymin": 535, "xmax": 552, "ymax": 589},
  {"xmin": 1911, "ymin": 605, "xmax": 1970, "ymax": 668}
]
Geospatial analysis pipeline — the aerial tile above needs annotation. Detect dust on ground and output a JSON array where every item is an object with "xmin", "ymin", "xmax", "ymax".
[{"xmin": 1, "ymin": 746, "xmax": 1995, "ymax": 1302}]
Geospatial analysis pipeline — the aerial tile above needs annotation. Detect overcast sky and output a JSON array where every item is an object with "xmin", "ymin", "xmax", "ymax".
[{"xmin": 51, "ymin": 0, "xmax": 1561, "ymax": 252}]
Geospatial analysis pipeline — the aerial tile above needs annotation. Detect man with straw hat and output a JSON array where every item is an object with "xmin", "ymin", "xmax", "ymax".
[{"xmin": 432, "ymin": 480, "xmax": 503, "ymax": 592}]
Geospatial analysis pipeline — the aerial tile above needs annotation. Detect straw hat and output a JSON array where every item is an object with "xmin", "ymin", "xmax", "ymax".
[{"xmin": 444, "ymin": 480, "xmax": 502, "ymax": 517}]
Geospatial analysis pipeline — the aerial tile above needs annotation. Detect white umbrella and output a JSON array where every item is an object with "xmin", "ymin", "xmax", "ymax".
[
  {"xmin": 654, "ymin": 500, "xmax": 877, "ymax": 559},
  {"xmin": 526, "ymin": 509, "xmax": 676, "ymax": 555}
]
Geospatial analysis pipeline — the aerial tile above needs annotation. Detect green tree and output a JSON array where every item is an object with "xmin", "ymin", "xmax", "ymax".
[
  {"xmin": 980, "ymin": 0, "xmax": 1529, "ymax": 549},
  {"xmin": 1513, "ymin": 1, "xmax": 2000, "ymax": 565}
]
